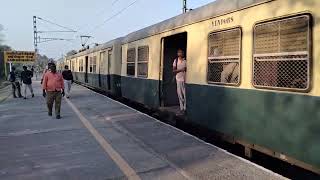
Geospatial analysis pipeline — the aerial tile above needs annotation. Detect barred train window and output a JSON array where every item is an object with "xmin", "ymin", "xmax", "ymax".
[
  {"xmin": 253, "ymin": 15, "xmax": 311, "ymax": 91},
  {"xmin": 81, "ymin": 59, "xmax": 84, "ymax": 72},
  {"xmin": 137, "ymin": 46, "xmax": 149, "ymax": 77},
  {"xmin": 127, "ymin": 48, "xmax": 136, "ymax": 76},
  {"xmin": 79, "ymin": 59, "xmax": 84, "ymax": 72},
  {"xmin": 89, "ymin": 57, "xmax": 93, "ymax": 73},
  {"xmin": 207, "ymin": 28, "xmax": 241, "ymax": 85},
  {"xmin": 72, "ymin": 61, "xmax": 75, "ymax": 72},
  {"xmin": 92, "ymin": 56, "xmax": 97, "ymax": 73}
]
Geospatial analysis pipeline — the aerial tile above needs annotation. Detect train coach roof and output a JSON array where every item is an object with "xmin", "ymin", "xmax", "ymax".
[
  {"xmin": 66, "ymin": 37, "xmax": 123, "ymax": 60},
  {"xmin": 122, "ymin": 0, "xmax": 270, "ymax": 43}
]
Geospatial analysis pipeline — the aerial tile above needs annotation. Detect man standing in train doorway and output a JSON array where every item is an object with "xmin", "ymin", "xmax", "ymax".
[
  {"xmin": 173, "ymin": 49, "xmax": 187, "ymax": 114},
  {"xmin": 62, "ymin": 65, "xmax": 74, "ymax": 98},
  {"xmin": 42, "ymin": 63, "xmax": 65, "ymax": 119}
]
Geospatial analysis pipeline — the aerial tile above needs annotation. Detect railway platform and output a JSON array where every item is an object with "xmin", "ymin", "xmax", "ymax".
[{"xmin": 0, "ymin": 81, "xmax": 287, "ymax": 180}]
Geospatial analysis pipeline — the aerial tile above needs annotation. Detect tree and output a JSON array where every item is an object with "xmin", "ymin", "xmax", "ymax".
[
  {"xmin": 0, "ymin": 25, "xmax": 12, "ymax": 79},
  {"xmin": 0, "ymin": 25, "xmax": 11, "ymax": 51},
  {"xmin": 34, "ymin": 54, "xmax": 51, "ymax": 71},
  {"xmin": 0, "ymin": 24, "xmax": 3, "ymax": 45}
]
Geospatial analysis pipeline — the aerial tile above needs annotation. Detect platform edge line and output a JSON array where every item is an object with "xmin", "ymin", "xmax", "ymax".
[
  {"xmin": 81, "ymin": 85, "xmax": 288, "ymax": 179},
  {"xmin": 66, "ymin": 98, "xmax": 141, "ymax": 180}
]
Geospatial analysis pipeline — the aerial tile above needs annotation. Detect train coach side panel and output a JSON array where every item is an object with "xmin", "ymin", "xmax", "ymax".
[
  {"xmin": 186, "ymin": 84, "xmax": 320, "ymax": 169},
  {"xmin": 74, "ymin": 72, "xmax": 85, "ymax": 84},
  {"xmin": 121, "ymin": 76, "xmax": 159, "ymax": 109}
]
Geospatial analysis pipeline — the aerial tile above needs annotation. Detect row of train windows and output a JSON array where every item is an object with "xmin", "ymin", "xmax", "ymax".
[
  {"xmin": 125, "ymin": 15, "xmax": 310, "ymax": 93},
  {"xmin": 127, "ymin": 46, "xmax": 149, "ymax": 77},
  {"xmin": 89, "ymin": 56, "xmax": 97, "ymax": 73},
  {"xmin": 76, "ymin": 57, "xmax": 97, "ymax": 73},
  {"xmin": 208, "ymin": 14, "xmax": 311, "ymax": 92}
]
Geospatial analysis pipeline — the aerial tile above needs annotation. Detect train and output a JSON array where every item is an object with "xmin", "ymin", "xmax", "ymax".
[{"xmin": 59, "ymin": 0, "xmax": 320, "ymax": 174}]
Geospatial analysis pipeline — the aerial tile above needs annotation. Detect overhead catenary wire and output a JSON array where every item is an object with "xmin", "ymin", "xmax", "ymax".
[
  {"xmin": 38, "ymin": 30, "xmax": 77, "ymax": 33},
  {"xmin": 111, "ymin": 0, "xmax": 121, "ymax": 6},
  {"xmin": 76, "ymin": 0, "xmax": 122, "ymax": 34},
  {"xmin": 33, "ymin": 16, "xmax": 78, "ymax": 54},
  {"xmin": 86, "ymin": 0, "xmax": 139, "ymax": 35},
  {"xmin": 36, "ymin": 17, "xmax": 77, "ymax": 32}
]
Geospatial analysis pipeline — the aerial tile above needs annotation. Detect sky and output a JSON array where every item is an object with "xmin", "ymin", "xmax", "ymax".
[{"xmin": 0, "ymin": 0, "xmax": 215, "ymax": 59}]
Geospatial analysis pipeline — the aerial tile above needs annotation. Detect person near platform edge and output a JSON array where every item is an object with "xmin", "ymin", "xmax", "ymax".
[
  {"xmin": 41, "ymin": 62, "xmax": 54, "ymax": 84},
  {"xmin": 20, "ymin": 66, "xmax": 34, "ymax": 99},
  {"xmin": 9, "ymin": 66, "xmax": 23, "ymax": 98},
  {"xmin": 173, "ymin": 49, "xmax": 187, "ymax": 114},
  {"xmin": 62, "ymin": 65, "xmax": 73, "ymax": 98},
  {"xmin": 42, "ymin": 63, "xmax": 65, "ymax": 119}
]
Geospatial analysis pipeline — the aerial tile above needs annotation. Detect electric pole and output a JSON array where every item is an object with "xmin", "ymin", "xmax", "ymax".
[
  {"xmin": 183, "ymin": 0, "xmax": 187, "ymax": 13},
  {"xmin": 32, "ymin": 16, "xmax": 76, "ymax": 54},
  {"xmin": 33, "ymin": 16, "xmax": 38, "ymax": 54}
]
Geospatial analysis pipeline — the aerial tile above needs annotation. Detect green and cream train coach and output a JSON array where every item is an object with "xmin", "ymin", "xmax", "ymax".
[
  {"xmin": 121, "ymin": 0, "xmax": 320, "ymax": 173},
  {"xmin": 67, "ymin": 38, "xmax": 123, "ymax": 96},
  {"xmin": 68, "ymin": 0, "xmax": 320, "ymax": 174}
]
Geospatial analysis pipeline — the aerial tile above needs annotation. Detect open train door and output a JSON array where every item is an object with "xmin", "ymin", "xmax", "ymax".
[{"xmin": 160, "ymin": 32, "xmax": 187, "ymax": 108}]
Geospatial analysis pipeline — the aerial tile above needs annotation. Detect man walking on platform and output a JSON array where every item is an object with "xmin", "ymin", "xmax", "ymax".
[
  {"xmin": 21, "ymin": 66, "xmax": 34, "ymax": 99},
  {"xmin": 42, "ymin": 64, "xmax": 65, "ymax": 119},
  {"xmin": 62, "ymin": 65, "xmax": 73, "ymax": 98},
  {"xmin": 9, "ymin": 66, "xmax": 22, "ymax": 98}
]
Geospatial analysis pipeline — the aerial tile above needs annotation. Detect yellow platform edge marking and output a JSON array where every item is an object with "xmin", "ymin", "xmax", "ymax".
[{"xmin": 66, "ymin": 98, "xmax": 141, "ymax": 180}]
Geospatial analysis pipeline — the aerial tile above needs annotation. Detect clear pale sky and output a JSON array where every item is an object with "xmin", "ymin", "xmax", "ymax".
[{"xmin": 0, "ymin": 0, "xmax": 215, "ymax": 59}]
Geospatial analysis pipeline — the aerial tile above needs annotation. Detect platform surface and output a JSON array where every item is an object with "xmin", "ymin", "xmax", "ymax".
[{"xmin": 0, "ymin": 81, "xmax": 287, "ymax": 180}]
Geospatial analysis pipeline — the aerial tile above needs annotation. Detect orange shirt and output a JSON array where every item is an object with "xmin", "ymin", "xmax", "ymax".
[
  {"xmin": 42, "ymin": 72, "xmax": 64, "ymax": 92},
  {"xmin": 41, "ymin": 69, "xmax": 48, "ymax": 80}
]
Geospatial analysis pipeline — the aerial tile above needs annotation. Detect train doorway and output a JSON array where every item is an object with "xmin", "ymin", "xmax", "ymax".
[
  {"xmin": 160, "ymin": 32, "xmax": 187, "ymax": 108},
  {"xmin": 98, "ymin": 51, "xmax": 106, "ymax": 88},
  {"xmin": 107, "ymin": 50, "xmax": 112, "ymax": 90},
  {"xmin": 85, "ymin": 56, "xmax": 89, "ymax": 83}
]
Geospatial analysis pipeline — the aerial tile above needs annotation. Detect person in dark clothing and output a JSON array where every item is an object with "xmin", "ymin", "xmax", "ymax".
[
  {"xmin": 31, "ymin": 66, "xmax": 34, "ymax": 76},
  {"xmin": 62, "ymin": 65, "xmax": 74, "ymax": 98},
  {"xmin": 20, "ymin": 66, "xmax": 34, "ymax": 99},
  {"xmin": 9, "ymin": 66, "xmax": 22, "ymax": 98}
]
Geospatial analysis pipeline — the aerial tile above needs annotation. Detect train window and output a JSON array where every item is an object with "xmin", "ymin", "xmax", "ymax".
[
  {"xmin": 81, "ymin": 59, "xmax": 84, "ymax": 72},
  {"xmin": 72, "ymin": 60, "xmax": 75, "ymax": 72},
  {"xmin": 137, "ymin": 46, "xmax": 149, "ymax": 77},
  {"xmin": 92, "ymin": 56, "xmax": 97, "ymax": 73},
  {"xmin": 207, "ymin": 28, "xmax": 241, "ymax": 85},
  {"xmin": 127, "ymin": 48, "xmax": 136, "ymax": 76},
  {"xmin": 89, "ymin": 57, "xmax": 93, "ymax": 73},
  {"xmin": 79, "ymin": 59, "xmax": 83, "ymax": 72},
  {"xmin": 253, "ymin": 15, "xmax": 311, "ymax": 91}
]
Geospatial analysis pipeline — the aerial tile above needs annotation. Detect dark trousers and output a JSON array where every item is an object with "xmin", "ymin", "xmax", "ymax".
[
  {"xmin": 11, "ymin": 82, "xmax": 22, "ymax": 98},
  {"xmin": 46, "ymin": 91, "xmax": 62, "ymax": 116}
]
